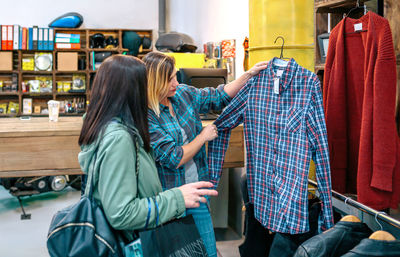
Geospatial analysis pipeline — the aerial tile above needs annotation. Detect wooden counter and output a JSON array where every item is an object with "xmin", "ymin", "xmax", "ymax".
[{"xmin": 0, "ymin": 117, "xmax": 244, "ymax": 178}]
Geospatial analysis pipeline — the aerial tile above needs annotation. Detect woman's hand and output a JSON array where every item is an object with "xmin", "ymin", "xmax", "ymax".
[
  {"xmin": 178, "ymin": 181, "xmax": 218, "ymax": 208},
  {"xmin": 224, "ymin": 61, "xmax": 268, "ymax": 98},
  {"xmin": 200, "ymin": 124, "xmax": 218, "ymax": 142},
  {"xmin": 246, "ymin": 61, "xmax": 268, "ymax": 77}
]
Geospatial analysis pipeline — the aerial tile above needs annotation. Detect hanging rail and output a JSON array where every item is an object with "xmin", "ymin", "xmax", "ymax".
[{"xmin": 308, "ymin": 179, "xmax": 400, "ymax": 229}]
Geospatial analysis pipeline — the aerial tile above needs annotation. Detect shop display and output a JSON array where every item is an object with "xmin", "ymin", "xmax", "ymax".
[
  {"xmin": 209, "ymin": 57, "xmax": 334, "ymax": 233},
  {"xmin": 0, "ymin": 27, "xmax": 152, "ymax": 116},
  {"xmin": 323, "ymin": 11, "xmax": 400, "ymax": 210}
]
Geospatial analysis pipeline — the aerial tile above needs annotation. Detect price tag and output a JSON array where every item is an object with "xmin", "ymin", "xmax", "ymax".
[
  {"xmin": 274, "ymin": 78, "xmax": 280, "ymax": 94},
  {"xmin": 354, "ymin": 23, "xmax": 363, "ymax": 32}
]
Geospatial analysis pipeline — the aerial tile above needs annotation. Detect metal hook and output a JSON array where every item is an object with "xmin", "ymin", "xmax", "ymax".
[
  {"xmin": 374, "ymin": 211, "xmax": 386, "ymax": 230},
  {"xmin": 274, "ymin": 36, "xmax": 285, "ymax": 59},
  {"xmin": 344, "ymin": 197, "xmax": 350, "ymax": 205}
]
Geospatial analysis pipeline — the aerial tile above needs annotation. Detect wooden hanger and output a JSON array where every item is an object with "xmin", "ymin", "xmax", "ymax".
[
  {"xmin": 369, "ymin": 231, "xmax": 396, "ymax": 241},
  {"xmin": 340, "ymin": 215, "xmax": 361, "ymax": 222}
]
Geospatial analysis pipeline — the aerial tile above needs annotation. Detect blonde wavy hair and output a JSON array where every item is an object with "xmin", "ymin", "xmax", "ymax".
[{"xmin": 143, "ymin": 52, "xmax": 176, "ymax": 116}]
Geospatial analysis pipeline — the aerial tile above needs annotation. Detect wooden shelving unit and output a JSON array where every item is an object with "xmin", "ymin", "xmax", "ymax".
[
  {"xmin": 314, "ymin": 0, "xmax": 376, "ymax": 83},
  {"xmin": 0, "ymin": 28, "xmax": 153, "ymax": 117}
]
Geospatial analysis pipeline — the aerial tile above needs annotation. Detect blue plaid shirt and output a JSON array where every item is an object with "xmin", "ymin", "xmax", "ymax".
[
  {"xmin": 148, "ymin": 84, "xmax": 231, "ymax": 190},
  {"xmin": 208, "ymin": 58, "xmax": 334, "ymax": 234}
]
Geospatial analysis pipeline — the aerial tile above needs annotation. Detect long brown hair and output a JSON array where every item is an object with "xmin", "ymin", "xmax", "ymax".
[
  {"xmin": 143, "ymin": 52, "xmax": 175, "ymax": 116},
  {"xmin": 78, "ymin": 55, "xmax": 150, "ymax": 152}
]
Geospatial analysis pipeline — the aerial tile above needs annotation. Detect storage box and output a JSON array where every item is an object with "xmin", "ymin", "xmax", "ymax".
[
  {"xmin": 0, "ymin": 52, "xmax": 13, "ymax": 71},
  {"xmin": 57, "ymin": 52, "xmax": 78, "ymax": 71}
]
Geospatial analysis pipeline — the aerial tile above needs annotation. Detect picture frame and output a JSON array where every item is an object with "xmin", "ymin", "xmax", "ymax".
[{"xmin": 317, "ymin": 33, "xmax": 330, "ymax": 63}]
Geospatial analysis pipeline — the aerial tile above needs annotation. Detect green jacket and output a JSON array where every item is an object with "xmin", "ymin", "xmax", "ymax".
[{"xmin": 78, "ymin": 118, "xmax": 185, "ymax": 241}]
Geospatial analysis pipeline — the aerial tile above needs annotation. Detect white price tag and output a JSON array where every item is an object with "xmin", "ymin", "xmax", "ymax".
[
  {"xmin": 354, "ymin": 23, "xmax": 363, "ymax": 32},
  {"xmin": 274, "ymin": 78, "xmax": 280, "ymax": 94},
  {"xmin": 276, "ymin": 70, "xmax": 284, "ymax": 77}
]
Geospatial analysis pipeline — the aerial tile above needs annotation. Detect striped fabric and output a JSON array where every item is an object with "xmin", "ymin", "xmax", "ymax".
[
  {"xmin": 148, "ymin": 84, "xmax": 231, "ymax": 190},
  {"xmin": 208, "ymin": 58, "xmax": 334, "ymax": 234}
]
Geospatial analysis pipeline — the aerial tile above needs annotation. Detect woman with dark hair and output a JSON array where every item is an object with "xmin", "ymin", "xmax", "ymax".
[
  {"xmin": 78, "ymin": 55, "xmax": 218, "ymax": 242},
  {"xmin": 144, "ymin": 52, "xmax": 267, "ymax": 257}
]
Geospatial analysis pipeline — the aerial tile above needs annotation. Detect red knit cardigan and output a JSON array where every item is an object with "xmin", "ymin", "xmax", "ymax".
[{"xmin": 323, "ymin": 12, "xmax": 400, "ymax": 210}]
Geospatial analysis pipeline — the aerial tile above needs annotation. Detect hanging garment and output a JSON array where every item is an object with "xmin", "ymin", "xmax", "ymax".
[
  {"xmin": 293, "ymin": 221, "xmax": 372, "ymax": 257},
  {"xmin": 324, "ymin": 11, "xmax": 400, "ymax": 210},
  {"xmin": 208, "ymin": 58, "xmax": 334, "ymax": 234},
  {"xmin": 341, "ymin": 238, "xmax": 400, "ymax": 257},
  {"xmin": 268, "ymin": 197, "xmax": 321, "ymax": 257}
]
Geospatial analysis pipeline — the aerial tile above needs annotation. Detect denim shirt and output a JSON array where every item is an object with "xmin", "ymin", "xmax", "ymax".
[{"xmin": 148, "ymin": 84, "xmax": 231, "ymax": 190}]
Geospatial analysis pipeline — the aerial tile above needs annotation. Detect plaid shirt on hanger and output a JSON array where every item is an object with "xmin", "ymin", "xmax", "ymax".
[
  {"xmin": 148, "ymin": 84, "xmax": 231, "ymax": 190},
  {"xmin": 208, "ymin": 58, "xmax": 334, "ymax": 234}
]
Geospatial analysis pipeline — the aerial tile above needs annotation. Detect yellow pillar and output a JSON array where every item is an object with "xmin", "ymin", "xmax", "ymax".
[
  {"xmin": 249, "ymin": 0, "xmax": 314, "ymax": 71},
  {"xmin": 249, "ymin": 0, "xmax": 316, "ymax": 180}
]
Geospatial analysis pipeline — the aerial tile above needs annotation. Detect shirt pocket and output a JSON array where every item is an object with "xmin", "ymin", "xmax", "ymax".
[{"xmin": 285, "ymin": 107, "xmax": 303, "ymax": 133}]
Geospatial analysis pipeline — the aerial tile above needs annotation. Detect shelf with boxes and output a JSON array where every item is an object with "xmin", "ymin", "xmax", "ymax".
[{"xmin": 0, "ymin": 26, "xmax": 153, "ymax": 117}]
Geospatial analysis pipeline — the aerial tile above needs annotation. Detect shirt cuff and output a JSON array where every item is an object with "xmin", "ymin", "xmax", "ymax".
[
  {"xmin": 170, "ymin": 145, "xmax": 184, "ymax": 169},
  {"xmin": 170, "ymin": 188, "xmax": 186, "ymax": 217},
  {"xmin": 217, "ymin": 84, "xmax": 232, "ymax": 106}
]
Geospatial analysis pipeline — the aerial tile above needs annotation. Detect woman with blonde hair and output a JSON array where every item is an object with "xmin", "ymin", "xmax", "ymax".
[{"xmin": 144, "ymin": 52, "xmax": 267, "ymax": 257}]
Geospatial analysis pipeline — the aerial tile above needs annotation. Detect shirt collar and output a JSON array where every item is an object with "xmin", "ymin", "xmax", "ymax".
[
  {"xmin": 159, "ymin": 96, "xmax": 180, "ymax": 113},
  {"xmin": 267, "ymin": 57, "xmax": 297, "ymax": 92}
]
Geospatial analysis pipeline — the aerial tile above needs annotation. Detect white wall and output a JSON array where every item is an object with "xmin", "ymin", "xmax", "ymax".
[
  {"xmin": 167, "ymin": 0, "xmax": 249, "ymax": 78},
  {"xmin": 0, "ymin": 0, "xmax": 158, "ymax": 30}
]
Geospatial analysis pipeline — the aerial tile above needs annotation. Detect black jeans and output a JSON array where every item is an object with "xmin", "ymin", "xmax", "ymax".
[{"xmin": 239, "ymin": 174, "xmax": 274, "ymax": 257}]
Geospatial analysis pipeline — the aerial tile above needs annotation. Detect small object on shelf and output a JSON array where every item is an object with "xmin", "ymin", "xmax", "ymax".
[
  {"xmin": 142, "ymin": 36, "xmax": 152, "ymax": 49},
  {"xmin": 0, "ymin": 81, "xmax": 3, "ymax": 92},
  {"xmin": 317, "ymin": 33, "xmax": 330, "ymax": 63},
  {"xmin": 28, "ymin": 80, "xmax": 40, "ymax": 93},
  {"xmin": 22, "ymin": 57, "xmax": 35, "ymax": 71},
  {"xmin": 34, "ymin": 52, "xmax": 52, "ymax": 71},
  {"xmin": 123, "ymin": 31, "xmax": 141, "ymax": 56},
  {"xmin": 48, "ymin": 12, "xmax": 83, "ymax": 28},
  {"xmin": 156, "ymin": 32, "xmax": 197, "ymax": 53},
  {"xmin": 90, "ymin": 33, "xmax": 106, "ymax": 48},
  {"xmin": 7, "ymin": 101, "xmax": 19, "ymax": 114},
  {"xmin": 72, "ymin": 74, "xmax": 86, "ymax": 91},
  {"xmin": 11, "ymin": 74, "xmax": 18, "ymax": 92},
  {"xmin": 34, "ymin": 105, "xmax": 41, "ymax": 114},
  {"xmin": 22, "ymin": 98, "xmax": 32, "ymax": 115},
  {"xmin": 0, "ymin": 103, "xmax": 7, "ymax": 114},
  {"xmin": 36, "ymin": 76, "xmax": 53, "ymax": 93},
  {"xmin": 19, "ymin": 116, "xmax": 31, "ymax": 120},
  {"xmin": 63, "ymin": 82, "xmax": 71, "ymax": 92}
]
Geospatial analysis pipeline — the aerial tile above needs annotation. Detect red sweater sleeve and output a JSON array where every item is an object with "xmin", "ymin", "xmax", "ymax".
[{"xmin": 371, "ymin": 20, "xmax": 398, "ymax": 192}]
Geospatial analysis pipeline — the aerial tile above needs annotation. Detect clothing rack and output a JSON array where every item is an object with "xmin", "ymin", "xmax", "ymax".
[{"xmin": 308, "ymin": 179, "xmax": 400, "ymax": 230}]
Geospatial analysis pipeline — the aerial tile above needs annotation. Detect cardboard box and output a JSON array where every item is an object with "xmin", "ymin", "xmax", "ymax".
[
  {"xmin": 57, "ymin": 52, "xmax": 78, "ymax": 71},
  {"xmin": 0, "ymin": 52, "xmax": 13, "ymax": 71}
]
